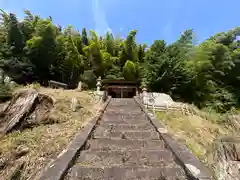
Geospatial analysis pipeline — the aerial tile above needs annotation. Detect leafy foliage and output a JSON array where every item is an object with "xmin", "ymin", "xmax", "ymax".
[
  {"xmin": 0, "ymin": 82, "xmax": 13, "ymax": 102},
  {"xmin": 0, "ymin": 9, "xmax": 240, "ymax": 112},
  {"xmin": 123, "ymin": 60, "xmax": 137, "ymax": 80}
]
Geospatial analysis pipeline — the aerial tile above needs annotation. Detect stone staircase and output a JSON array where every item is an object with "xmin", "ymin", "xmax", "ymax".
[{"xmin": 65, "ymin": 98, "xmax": 189, "ymax": 180}]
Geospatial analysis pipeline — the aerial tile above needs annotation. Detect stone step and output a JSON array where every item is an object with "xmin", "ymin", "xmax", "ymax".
[
  {"xmin": 103, "ymin": 112, "xmax": 144, "ymax": 117},
  {"xmin": 93, "ymin": 129, "xmax": 160, "ymax": 140},
  {"xmin": 76, "ymin": 150, "xmax": 175, "ymax": 167},
  {"xmin": 107, "ymin": 103, "xmax": 139, "ymax": 106},
  {"xmin": 108, "ymin": 106, "xmax": 140, "ymax": 108},
  {"xmin": 104, "ymin": 110, "xmax": 146, "ymax": 117},
  {"xmin": 108, "ymin": 102, "xmax": 138, "ymax": 106},
  {"xmin": 103, "ymin": 112, "xmax": 147, "ymax": 119},
  {"xmin": 100, "ymin": 120, "xmax": 149, "ymax": 125},
  {"xmin": 98, "ymin": 123, "xmax": 155, "ymax": 131},
  {"xmin": 100, "ymin": 117, "xmax": 149, "ymax": 124},
  {"xmin": 68, "ymin": 166, "xmax": 187, "ymax": 180},
  {"xmin": 102, "ymin": 114, "xmax": 147, "ymax": 120},
  {"xmin": 101, "ymin": 118, "xmax": 148, "ymax": 123},
  {"xmin": 104, "ymin": 108, "xmax": 143, "ymax": 112},
  {"xmin": 86, "ymin": 139, "xmax": 166, "ymax": 151}
]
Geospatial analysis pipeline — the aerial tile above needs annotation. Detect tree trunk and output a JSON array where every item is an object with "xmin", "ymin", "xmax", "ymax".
[
  {"xmin": 0, "ymin": 89, "xmax": 38, "ymax": 135},
  {"xmin": 0, "ymin": 89, "xmax": 54, "ymax": 135}
]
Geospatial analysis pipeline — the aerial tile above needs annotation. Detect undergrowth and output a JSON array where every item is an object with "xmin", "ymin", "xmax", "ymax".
[{"xmin": 156, "ymin": 108, "xmax": 239, "ymax": 177}]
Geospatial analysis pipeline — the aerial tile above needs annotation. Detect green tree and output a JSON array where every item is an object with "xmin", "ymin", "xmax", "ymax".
[
  {"xmin": 25, "ymin": 19, "xmax": 57, "ymax": 84},
  {"xmin": 123, "ymin": 60, "xmax": 137, "ymax": 80},
  {"xmin": 82, "ymin": 27, "xmax": 88, "ymax": 46},
  {"xmin": 7, "ymin": 13, "xmax": 24, "ymax": 56},
  {"xmin": 119, "ymin": 30, "xmax": 138, "ymax": 67}
]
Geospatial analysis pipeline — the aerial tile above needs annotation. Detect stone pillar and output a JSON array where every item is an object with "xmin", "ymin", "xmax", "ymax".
[
  {"xmin": 96, "ymin": 77, "xmax": 102, "ymax": 101},
  {"xmin": 96, "ymin": 77, "xmax": 102, "ymax": 94},
  {"xmin": 136, "ymin": 87, "xmax": 138, "ymax": 96},
  {"xmin": 71, "ymin": 97, "xmax": 77, "ymax": 112},
  {"xmin": 77, "ymin": 81, "xmax": 82, "ymax": 91},
  {"xmin": 142, "ymin": 85, "xmax": 148, "ymax": 107}
]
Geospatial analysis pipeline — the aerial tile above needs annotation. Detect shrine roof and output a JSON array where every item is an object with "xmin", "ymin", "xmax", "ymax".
[{"xmin": 102, "ymin": 79, "xmax": 140, "ymax": 85}]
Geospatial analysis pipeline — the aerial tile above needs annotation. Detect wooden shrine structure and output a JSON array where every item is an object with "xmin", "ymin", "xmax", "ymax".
[{"xmin": 102, "ymin": 79, "xmax": 140, "ymax": 98}]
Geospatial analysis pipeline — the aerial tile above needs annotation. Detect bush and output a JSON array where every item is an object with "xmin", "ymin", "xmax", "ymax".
[
  {"xmin": 0, "ymin": 83, "xmax": 13, "ymax": 102},
  {"xmin": 80, "ymin": 70, "xmax": 97, "ymax": 89},
  {"xmin": 25, "ymin": 83, "xmax": 41, "ymax": 90}
]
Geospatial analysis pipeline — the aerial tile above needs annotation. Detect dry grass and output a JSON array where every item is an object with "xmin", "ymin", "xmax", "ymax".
[
  {"xmin": 0, "ymin": 86, "xmax": 101, "ymax": 179},
  {"xmin": 156, "ymin": 110, "xmax": 239, "ymax": 166}
]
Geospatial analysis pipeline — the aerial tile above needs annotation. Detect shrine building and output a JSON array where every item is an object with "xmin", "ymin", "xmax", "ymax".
[{"xmin": 102, "ymin": 79, "xmax": 140, "ymax": 98}]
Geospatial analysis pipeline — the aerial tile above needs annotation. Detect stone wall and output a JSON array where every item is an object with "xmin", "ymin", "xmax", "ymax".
[{"xmin": 140, "ymin": 92, "xmax": 187, "ymax": 110}]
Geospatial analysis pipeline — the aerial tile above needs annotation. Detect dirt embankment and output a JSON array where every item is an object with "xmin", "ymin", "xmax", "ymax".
[{"xmin": 0, "ymin": 87, "xmax": 99, "ymax": 180}]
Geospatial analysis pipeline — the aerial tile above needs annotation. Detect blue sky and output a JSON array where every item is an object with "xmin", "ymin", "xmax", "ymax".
[{"xmin": 1, "ymin": 0, "xmax": 239, "ymax": 44}]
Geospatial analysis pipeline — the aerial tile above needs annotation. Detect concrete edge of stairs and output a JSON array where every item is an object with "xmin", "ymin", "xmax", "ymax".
[
  {"xmin": 133, "ymin": 96, "xmax": 213, "ymax": 180},
  {"xmin": 37, "ymin": 96, "xmax": 112, "ymax": 180}
]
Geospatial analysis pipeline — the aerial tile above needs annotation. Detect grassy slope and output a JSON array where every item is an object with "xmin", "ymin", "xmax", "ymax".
[
  {"xmin": 156, "ymin": 110, "xmax": 238, "ymax": 169},
  {"xmin": 0, "ymin": 85, "xmax": 100, "ymax": 179}
]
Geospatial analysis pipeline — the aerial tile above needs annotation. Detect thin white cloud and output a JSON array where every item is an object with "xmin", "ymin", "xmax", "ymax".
[
  {"xmin": 163, "ymin": 22, "xmax": 173, "ymax": 40},
  {"xmin": 162, "ymin": 0, "xmax": 184, "ymax": 42},
  {"xmin": 91, "ymin": 0, "xmax": 112, "ymax": 36}
]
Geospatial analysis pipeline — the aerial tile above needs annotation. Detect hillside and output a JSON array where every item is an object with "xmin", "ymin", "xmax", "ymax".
[
  {"xmin": 0, "ymin": 85, "xmax": 100, "ymax": 179},
  {"xmin": 156, "ymin": 109, "xmax": 240, "ymax": 178}
]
